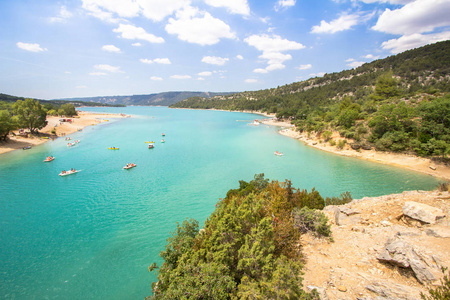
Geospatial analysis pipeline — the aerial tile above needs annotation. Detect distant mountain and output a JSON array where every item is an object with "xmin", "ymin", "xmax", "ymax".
[{"xmin": 57, "ymin": 91, "xmax": 233, "ymax": 106}]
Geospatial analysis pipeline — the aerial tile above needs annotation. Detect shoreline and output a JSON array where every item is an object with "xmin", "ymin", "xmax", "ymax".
[
  {"xmin": 0, "ymin": 111, "xmax": 128, "ymax": 156},
  {"xmin": 259, "ymin": 117, "xmax": 450, "ymax": 181}
]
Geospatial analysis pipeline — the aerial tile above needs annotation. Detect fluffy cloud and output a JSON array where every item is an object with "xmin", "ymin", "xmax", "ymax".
[
  {"xmin": 113, "ymin": 24, "xmax": 164, "ymax": 43},
  {"xmin": 140, "ymin": 58, "xmax": 171, "ymax": 64},
  {"xmin": 49, "ymin": 6, "xmax": 73, "ymax": 23},
  {"xmin": 89, "ymin": 72, "xmax": 107, "ymax": 76},
  {"xmin": 311, "ymin": 13, "xmax": 361, "ymax": 34},
  {"xmin": 347, "ymin": 60, "xmax": 365, "ymax": 68},
  {"xmin": 236, "ymin": 54, "xmax": 244, "ymax": 60},
  {"xmin": 165, "ymin": 6, "xmax": 236, "ymax": 45},
  {"xmin": 202, "ymin": 56, "xmax": 229, "ymax": 66},
  {"xmin": 94, "ymin": 64, "xmax": 123, "ymax": 73},
  {"xmin": 253, "ymin": 68, "xmax": 268, "ymax": 74},
  {"xmin": 380, "ymin": 31, "xmax": 450, "ymax": 53},
  {"xmin": 170, "ymin": 74, "xmax": 192, "ymax": 79},
  {"xmin": 150, "ymin": 76, "xmax": 163, "ymax": 80},
  {"xmin": 372, "ymin": 0, "xmax": 450, "ymax": 35},
  {"xmin": 82, "ymin": 0, "xmax": 188, "ymax": 22},
  {"xmin": 364, "ymin": 54, "xmax": 379, "ymax": 59},
  {"xmin": 297, "ymin": 64, "xmax": 312, "ymax": 70},
  {"xmin": 132, "ymin": 42, "xmax": 142, "ymax": 47},
  {"xmin": 102, "ymin": 45, "xmax": 121, "ymax": 53},
  {"xmin": 244, "ymin": 34, "xmax": 305, "ymax": 72},
  {"xmin": 204, "ymin": 0, "xmax": 250, "ymax": 15},
  {"xmin": 245, "ymin": 79, "xmax": 258, "ymax": 83},
  {"xmin": 198, "ymin": 71, "xmax": 213, "ymax": 76},
  {"xmin": 275, "ymin": 0, "xmax": 296, "ymax": 11},
  {"xmin": 16, "ymin": 42, "xmax": 47, "ymax": 52}
]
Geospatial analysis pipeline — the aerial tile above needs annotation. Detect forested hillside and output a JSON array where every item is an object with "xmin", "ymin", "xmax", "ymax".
[
  {"xmin": 171, "ymin": 41, "xmax": 450, "ymax": 161},
  {"xmin": 58, "ymin": 91, "xmax": 233, "ymax": 106}
]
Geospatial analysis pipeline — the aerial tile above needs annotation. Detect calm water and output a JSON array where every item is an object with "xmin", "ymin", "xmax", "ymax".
[{"xmin": 0, "ymin": 106, "xmax": 441, "ymax": 299}]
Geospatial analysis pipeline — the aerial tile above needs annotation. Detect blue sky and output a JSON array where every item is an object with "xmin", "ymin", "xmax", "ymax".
[{"xmin": 1, "ymin": 0, "xmax": 449, "ymax": 100}]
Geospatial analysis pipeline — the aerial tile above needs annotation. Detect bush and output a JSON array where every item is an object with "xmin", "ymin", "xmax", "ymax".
[
  {"xmin": 421, "ymin": 268, "xmax": 450, "ymax": 300},
  {"xmin": 325, "ymin": 191, "xmax": 353, "ymax": 206},
  {"xmin": 337, "ymin": 139, "xmax": 346, "ymax": 149},
  {"xmin": 293, "ymin": 207, "xmax": 332, "ymax": 239},
  {"xmin": 329, "ymin": 139, "xmax": 336, "ymax": 146}
]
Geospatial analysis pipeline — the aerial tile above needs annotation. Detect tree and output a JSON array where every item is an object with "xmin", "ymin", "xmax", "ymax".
[
  {"xmin": 12, "ymin": 98, "xmax": 47, "ymax": 133},
  {"xmin": 0, "ymin": 110, "xmax": 18, "ymax": 141},
  {"xmin": 60, "ymin": 103, "xmax": 77, "ymax": 116}
]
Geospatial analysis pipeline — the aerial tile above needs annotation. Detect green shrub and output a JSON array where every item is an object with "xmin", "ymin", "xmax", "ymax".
[
  {"xmin": 329, "ymin": 139, "xmax": 336, "ymax": 146},
  {"xmin": 325, "ymin": 191, "xmax": 352, "ymax": 206},
  {"xmin": 421, "ymin": 268, "xmax": 450, "ymax": 300},
  {"xmin": 337, "ymin": 139, "xmax": 346, "ymax": 149},
  {"xmin": 292, "ymin": 207, "xmax": 332, "ymax": 239}
]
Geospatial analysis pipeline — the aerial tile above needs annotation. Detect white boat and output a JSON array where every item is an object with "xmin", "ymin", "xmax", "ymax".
[
  {"xmin": 44, "ymin": 156, "xmax": 55, "ymax": 162},
  {"xmin": 274, "ymin": 151, "xmax": 284, "ymax": 156},
  {"xmin": 59, "ymin": 169, "xmax": 79, "ymax": 176},
  {"xmin": 123, "ymin": 163, "xmax": 137, "ymax": 170}
]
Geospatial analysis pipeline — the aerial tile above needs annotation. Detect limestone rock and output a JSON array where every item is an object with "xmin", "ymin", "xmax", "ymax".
[
  {"xmin": 377, "ymin": 236, "xmax": 438, "ymax": 284},
  {"xmin": 402, "ymin": 201, "xmax": 445, "ymax": 224},
  {"xmin": 365, "ymin": 281, "xmax": 422, "ymax": 300},
  {"xmin": 425, "ymin": 227, "xmax": 450, "ymax": 238},
  {"xmin": 307, "ymin": 285, "xmax": 329, "ymax": 300}
]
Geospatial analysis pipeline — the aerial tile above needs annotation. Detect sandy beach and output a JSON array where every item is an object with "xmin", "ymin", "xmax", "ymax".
[
  {"xmin": 0, "ymin": 111, "xmax": 128, "ymax": 156},
  {"xmin": 259, "ymin": 117, "xmax": 450, "ymax": 181}
]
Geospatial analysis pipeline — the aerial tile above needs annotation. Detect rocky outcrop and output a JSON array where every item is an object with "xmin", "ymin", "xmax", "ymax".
[
  {"xmin": 377, "ymin": 236, "xmax": 441, "ymax": 284},
  {"xmin": 402, "ymin": 201, "xmax": 445, "ymax": 224},
  {"xmin": 301, "ymin": 190, "xmax": 450, "ymax": 300}
]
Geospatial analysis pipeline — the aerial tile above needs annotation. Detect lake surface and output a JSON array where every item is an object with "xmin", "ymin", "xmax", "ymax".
[{"xmin": 0, "ymin": 106, "xmax": 441, "ymax": 299}]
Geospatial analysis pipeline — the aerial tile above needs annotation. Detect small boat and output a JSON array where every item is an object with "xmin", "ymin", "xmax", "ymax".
[
  {"xmin": 74, "ymin": 140, "xmax": 80, "ymax": 144},
  {"xmin": 161, "ymin": 133, "xmax": 165, "ymax": 136},
  {"xmin": 108, "ymin": 147, "xmax": 119, "ymax": 150},
  {"xmin": 59, "ymin": 169, "xmax": 79, "ymax": 176},
  {"xmin": 249, "ymin": 120, "xmax": 260, "ymax": 126},
  {"xmin": 145, "ymin": 141, "xmax": 155, "ymax": 144},
  {"xmin": 161, "ymin": 139, "xmax": 165, "ymax": 143},
  {"xmin": 23, "ymin": 146, "xmax": 31, "ymax": 150},
  {"xmin": 274, "ymin": 151, "xmax": 284, "ymax": 156},
  {"xmin": 148, "ymin": 144, "xmax": 154, "ymax": 149},
  {"xmin": 44, "ymin": 156, "xmax": 55, "ymax": 162},
  {"xmin": 67, "ymin": 142, "xmax": 75, "ymax": 147},
  {"xmin": 41, "ymin": 137, "xmax": 49, "ymax": 139},
  {"xmin": 123, "ymin": 163, "xmax": 137, "ymax": 170},
  {"xmin": 65, "ymin": 137, "xmax": 71, "ymax": 141}
]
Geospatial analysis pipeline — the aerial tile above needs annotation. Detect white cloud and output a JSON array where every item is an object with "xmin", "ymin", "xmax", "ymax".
[
  {"xmin": 140, "ymin": 58, "xmax": 153, "ymax": 64},
  {"xmin": 372, "ymin": 0, "xmax": 450, "ymax": 35},
  {"xmin": 310, "ymin": 72, "xmax": 325, "ymax": 77},
  {"xmin": 76, "ymin": 85, "xmax": 88, "ymax": 89},
  {"xmin": 245, "ymin": 79, "xmax": 258, "ymax": 83},
  {"xmin": 113, "ymin": 24, "xmax": 164, "ymax": 43},
  {"xmin": 347, "ymin": 60, "xmax": 365, "ymax": 68},
  {"xmin": 298, "ymin": 64, "xmax": 312, "ymax": 70},
  {"xmin": 170, "ymin": 74, "xmax": 192, "ymax": 79},
  {"xmin": 102, "ymin": 44, "xmax": 121, "ymax": 53},
  {"xmin": 364, "ymin": 54, "xmax": 379, "ymax": 59},
  {"xmin": 132, "ymin": 42, "xmax": 142, "ymax": 46},
  {"xmin": 150, "ymin": 76, "xmax": 163, "ymax": 80},
  {"xmin": 236, "ymin": 54, "xmax": 244, "ymax": 60},
  {"xmin": 94, "ymin": 64, "xmax": 123, "ymax": 73},
  {"xmin": 244, "ymin": 34, "xmax": 305, "ymax": 53},
  {"xmin": 204, "ymin": 0, "xmax": 250, "ymax": 15},
  {"xmin": 198, "ymin": 77, "xmax": 205, "ymax": 80},
  {"xmin": 311, "ymin": 13, "xmax": 361, "ymax": 34},
  {"xmin": 244, "ymin": 34, "xmax": 305, "ymax": 72},
  {"xmin": 253, "ymin": 68, "xmax": 268, "ymax": 74},
  {"xmin": 275, "ymin": 0, "xmax": 296, "ymax": 11},
  {"xmin": 16, "ymin": 42, "xmax": 47, "ymax": 52},
  {"xmin": 165, "ymin": 6, "xmax": 236, "ymax": 45},
  {"xmin": 153, "ymin": 58, "xmax": 171, "ymax": 64},
  {"xmin": 82, "ymin": 0, "xmax": 189, "ymax": 22},
  {"xmin": 380, "ymin": 31, "xmax": 450, "ymax": 53},
  {"xmin": 49, "ymin": 6, "xmax": 73, "ymax": 23},
  {"xmin": 89, "ymin": 72, "xmax": 107, "ymax": 76},
  {"xmin": 359, "ymin": 0, "xmax": 416, "ymax": 4},
  {"xmin": 202, "ymin": 56, "xmax": 229, "ymax": 66},
  {"xmin": 198, "ymin": 71, "xmax": 212, "ymax": 76}
]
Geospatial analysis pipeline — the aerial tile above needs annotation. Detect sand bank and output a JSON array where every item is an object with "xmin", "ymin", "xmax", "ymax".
[
  {"xmin": 259, "ymin": 118, "xmax": 450, "ymax": 181},
  {"xmin": 0, "ymin": 111, "xmax": 128, "ymax": 156}
]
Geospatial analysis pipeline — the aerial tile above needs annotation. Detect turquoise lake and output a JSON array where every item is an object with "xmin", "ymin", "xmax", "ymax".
[{"xmin": 0, "ymin": 106, "xmax": 442, "ymax": 299}]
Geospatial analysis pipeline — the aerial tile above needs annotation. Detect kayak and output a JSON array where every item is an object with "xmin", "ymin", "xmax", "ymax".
[
  {"xmin": 148, "ymin": 144, "xmax": 154, "ymax": 149},
  {"xmin": 274, "ymin": 151, "xmax": 284, "ymax": 156},
  {"xmin": 145, "ymin": 141, "xmax": 155, "ymax": 143},
  {"xmin": 108, "ymin": 147, "xmax": 119, "ymax": 150},
  {"xmin": 59, "ymin": 169, "xmax": 80, "ymax": 176}
]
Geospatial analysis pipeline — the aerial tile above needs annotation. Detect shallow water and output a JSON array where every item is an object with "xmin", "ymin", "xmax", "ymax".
[{"xmin": 0, "ymin": 106, "xmax": 441, "ymax": 299}]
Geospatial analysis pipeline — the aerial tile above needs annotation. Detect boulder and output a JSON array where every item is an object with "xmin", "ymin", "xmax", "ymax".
[
  {"xmin": 377, "ymin": 236, "xmax": 439, "ymax": 284},
  {"xmin": 365, "ymin": 281, "xmax": 422, "ymax": 300},
  {"xmin": 402, "ymin": 201, "xmax": 445, "ymax": 224}
]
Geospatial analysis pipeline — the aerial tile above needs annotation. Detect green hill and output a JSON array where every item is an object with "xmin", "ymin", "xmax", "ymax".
[{"xmin": 171, "ymin": 41, "xmax": 450, "ymax": 161}]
